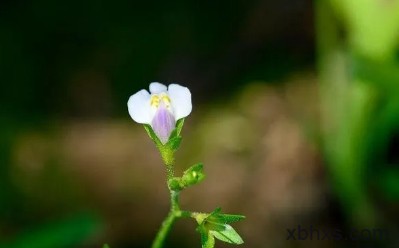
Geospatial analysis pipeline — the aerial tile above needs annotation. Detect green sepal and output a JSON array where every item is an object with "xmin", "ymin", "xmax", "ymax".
[
  {"xmin": 143, "ymin": 124, "xmax": 162, "ymax": 147},
  {"xmin": 164, "ymin": 118, "xmax": 185, "ymax": 151},
  {"xmin": 181, "ymin": 163, "xmax": 205, "ymax": 187},
  {"xmin": 143, "ymin": 119, "xmax": 186, "ymax": 165},
  {"xmin": 165, "ymin": 136, "xmax": 182, "ymax": 151},
  {"xmin": 166, "ymin": 118, "xmax": 184, "ymax": 142},
  {"xmin": 143, "ymin": 118, "xmax": 185, "ymax": 155},
  {"xmin": 174, "ymin": 118, "xmax": 185, "ymax": 136}
]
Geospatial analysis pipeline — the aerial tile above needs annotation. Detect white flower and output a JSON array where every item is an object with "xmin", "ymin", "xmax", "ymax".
[{"xmin": 128, "ymin": 82, "xmax": 192, "ymax": 144}]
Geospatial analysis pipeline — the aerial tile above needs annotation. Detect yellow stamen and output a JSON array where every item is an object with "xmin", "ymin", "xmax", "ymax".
[
  {"xmin": 151, "ymin": 94, "xmax": 172, "ymax": 109},
  {"xmin": 161, "ymin": 94, "xmax": 171, "ymax": 107},
  {"xmin": 150, "ymin": 95, "xmax": 160, "ymax": 107}
]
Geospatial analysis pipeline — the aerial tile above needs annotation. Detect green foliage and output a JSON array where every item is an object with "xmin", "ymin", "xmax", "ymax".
[
  {"xmin": 102, "ymin": 244, "xmax": 110, "ymax": 248},
  {"xmin": 331, "ymin": 0, "xmax": 399, "ymax": 60},
  {"xmin": 378, "ymin": 169, "xmax": 399, "ymax": 200},
  {"xmin": 318, "ymin": 0, "xmax": 399, "ymax": 226},
  {"xmin": 195, "ymin": 208, "xmax": 245, "ymax": 248},
  {"xmin": 210, "ymin": 226, "xmax": 243, "ymax": 245}
]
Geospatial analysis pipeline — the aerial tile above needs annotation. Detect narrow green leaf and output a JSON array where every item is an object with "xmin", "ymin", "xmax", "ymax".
[
  {"xmin": 209, "ymin": 207, "xmax": 222, "ymax": 216},
  {"xmin": 207, "ymin": 208, "xmax": 245, "ymax": 225},
  {"xmin": 210, "ymin": 224, "xmax": 244, "ymax": 245},
  {"xmin": 215, "ymin": 214, "xmax": 246, "ymax": 224}
]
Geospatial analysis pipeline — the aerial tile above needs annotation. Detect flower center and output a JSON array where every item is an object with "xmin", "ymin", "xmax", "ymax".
[{"xmin": 150, "ymin": 93, "xmax": 172, "ymax": 109}]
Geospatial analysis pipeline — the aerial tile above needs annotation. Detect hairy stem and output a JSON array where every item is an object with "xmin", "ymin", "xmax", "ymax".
[
  {"xmin": 151, "ymin": 159, "xmax": 180, "ymax": 248},
  {"xmin": 151, "ymin": 209, "xmax": 177, "ymax": 248}
]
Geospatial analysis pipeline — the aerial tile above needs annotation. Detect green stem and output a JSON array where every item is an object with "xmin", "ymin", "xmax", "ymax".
[
  {"xmin": 151, "ymin": 155, "xmax": 180, "ymax": 248},
  {"xmin": 151, "ymin": 209, "xmax": 177, "ymax": 248},
  {"xmin": 151, "ymin": 147, "xmax": 200, "ymax": 248},
  {"xmin": 166, "ymin": 165, "xmax": 174, "ymax": 181},
  {"xmin": 151, "ymin": 189, "xmax": 183, "ymax": 248}
]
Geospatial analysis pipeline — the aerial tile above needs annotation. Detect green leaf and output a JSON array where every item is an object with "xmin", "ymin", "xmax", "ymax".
[
  {"xmin": 206, "ymin": 207, "xmax": 246, "ymax": 224},
  {"xmin": 199, "ymin": 208, "xmax": 245, "ymax": 246},
  {"xmin": 210, "ymin": 224, "xmax": 244, "ymax": 245},
  {"xmin": 209, "ymin": 207, "xmax": 222, "ymax": 216},
  {"xmin": 213, "ymin": 214, "xmax": 246, "ymax": 224},
  {"xmin": 102, "ymin": 244, "xmax": 110, "ymax": 248},
  {"xmin": 181, "ymin": 163, "xmax": 205, "ymax": 187}
]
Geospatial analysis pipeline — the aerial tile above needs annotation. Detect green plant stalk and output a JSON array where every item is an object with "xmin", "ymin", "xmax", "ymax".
[
  {"xmin": 148, "ymin": 125, "xmax": 244, "ymax": 248},
  {"xmin": 151, "ymin": 157, "xmax": 187, "ymax": 248},
  {"xmin": 151, "ymin": 207, "xmax": 177, "ymax": 248}
]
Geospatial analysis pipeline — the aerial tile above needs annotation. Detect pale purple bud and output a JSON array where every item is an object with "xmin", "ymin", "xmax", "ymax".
[{"xmin": 151, "ymin": 105, "xmax": 176, "ymax": 144}]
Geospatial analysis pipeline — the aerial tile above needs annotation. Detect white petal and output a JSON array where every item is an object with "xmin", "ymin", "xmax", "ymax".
[
  {"xmin": 168, "ymin": 84, "xmax": 192, "ymax": 120},
  {"xmin": 149, "ymin": 82, "xmax": 167, "ymax": 94},
  {"xmin": 127, "ymin": 89, "xmax": 152, "ymax": 124}
]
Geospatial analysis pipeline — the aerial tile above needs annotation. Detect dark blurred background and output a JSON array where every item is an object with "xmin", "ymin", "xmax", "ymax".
[{"xmin": 1, "ymin": 0, "xmax": 399, "ymax": 247}]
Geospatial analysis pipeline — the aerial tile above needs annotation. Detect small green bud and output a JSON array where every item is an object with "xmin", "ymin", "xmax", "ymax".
[{"xmin": 181, "ymin": 163, "xmax": 205, "ymax": 187}]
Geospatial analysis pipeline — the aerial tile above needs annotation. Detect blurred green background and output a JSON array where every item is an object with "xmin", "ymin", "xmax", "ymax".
[{"xmin": 1, "ymin": 0, "xmax": 399, "ymax": 247}]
